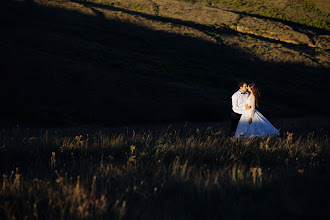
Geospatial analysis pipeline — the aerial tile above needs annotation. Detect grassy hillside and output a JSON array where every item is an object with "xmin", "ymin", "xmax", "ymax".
[
  {"xmin": 0, "ymin": 126, "xmax": 329, "ymax": 219},
  {"xmin": 201, "ymin": 0, "xmax": 330, "ymax": 29},
  {"xmin": 1, "ymin": 0, "xmax": 329, "ymax": 128}
]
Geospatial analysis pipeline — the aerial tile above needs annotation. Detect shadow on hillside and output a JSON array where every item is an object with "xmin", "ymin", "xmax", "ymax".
[
  {"xmin": 71, "ymin": 0, "xmax": 329, "ymax": 50},
  {"xmin": 72, "ymin": 0, "xmax": 329, "ymax": 70},
  {"xmin": 226, "ymin": 10, "xmax": 330, "ymax": 53},
  {"xmin": 225, "ymin": 10, "xmax": 330, "ymax": 35},
  {"xmin": 0, "ymin": 1, "xmax": 328, "ymax": 129}
]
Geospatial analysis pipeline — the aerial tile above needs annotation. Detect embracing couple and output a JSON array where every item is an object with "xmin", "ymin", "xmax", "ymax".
[{"xmin": 231, "ymin": 81, "xmax": 279, "ymax": 138}]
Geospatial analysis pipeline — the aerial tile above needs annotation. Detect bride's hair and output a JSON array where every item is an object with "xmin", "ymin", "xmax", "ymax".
[{"xmin": 248, "ymin": 83, "xmax": 260, "ymax": 108}]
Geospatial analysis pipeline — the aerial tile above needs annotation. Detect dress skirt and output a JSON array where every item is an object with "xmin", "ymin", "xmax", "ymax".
[{"xmin": 234, "ymin": 110, "xmax": 279, "ymax": 138}]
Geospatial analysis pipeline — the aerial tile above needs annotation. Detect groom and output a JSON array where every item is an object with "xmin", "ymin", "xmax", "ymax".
[{"xmin": 231, "ymin": 81, "xmax": 251, "ymax": 134}]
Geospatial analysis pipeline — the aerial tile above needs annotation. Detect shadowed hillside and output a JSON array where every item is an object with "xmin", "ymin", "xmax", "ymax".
[{"xmin": 1, "ymin": 0, "xmax": 329, "ymax": 128}]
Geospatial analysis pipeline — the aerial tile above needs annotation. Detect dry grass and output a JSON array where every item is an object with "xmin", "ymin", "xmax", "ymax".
[
  {"xmin": 48, "ymin": 0, "xmax": 330, "ymax": 66},
  {"xmin": 0, "ymin": 126, "xmax": 329, "ymax": 219}
]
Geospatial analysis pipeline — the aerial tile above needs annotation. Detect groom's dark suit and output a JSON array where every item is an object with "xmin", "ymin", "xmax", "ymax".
[{"xmin": 231, "ymin": 111, "xmax": 241, "ymax": 133}]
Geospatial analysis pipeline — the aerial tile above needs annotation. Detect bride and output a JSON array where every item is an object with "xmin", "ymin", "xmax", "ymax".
[{"xmin": 234, "ymin": 83, "xmax": 279, "ymax": 138}]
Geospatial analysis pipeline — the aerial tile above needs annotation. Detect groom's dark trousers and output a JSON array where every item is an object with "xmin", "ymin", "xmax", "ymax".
[{"xmin": 231, "ymin": 111, "xmax": 241, "ymax": 133}]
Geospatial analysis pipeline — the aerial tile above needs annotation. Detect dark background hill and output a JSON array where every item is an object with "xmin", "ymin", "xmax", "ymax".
[{"xmin": 1, "ymin": 0, "xmax": 329, "ymax": 128}]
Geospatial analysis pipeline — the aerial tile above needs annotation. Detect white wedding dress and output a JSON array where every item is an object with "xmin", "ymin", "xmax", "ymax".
[{"xmin": 234, "ymin": 94, "xmax": 279, "ymax": 138}]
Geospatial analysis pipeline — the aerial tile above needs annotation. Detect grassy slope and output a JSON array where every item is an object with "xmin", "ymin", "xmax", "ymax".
[
  {"xmin": 1, "ymin": 0, "xmax": 329, "ymax": 129},
  {"xmin": 206, "ymin": 0, "xmax": 330, "ymax": 29}
]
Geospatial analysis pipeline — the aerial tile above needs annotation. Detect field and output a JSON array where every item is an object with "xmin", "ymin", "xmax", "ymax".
[
  {"xmin": 1, "ymin": 0, "xmax": 330, "ymax": 219},
  {"xmin": 0, "ymin": 126, "xmax": 329, "ymax": 219}
]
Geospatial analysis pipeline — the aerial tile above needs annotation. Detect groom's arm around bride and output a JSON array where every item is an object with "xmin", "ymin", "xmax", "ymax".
[{"xmin": 230, "ymin": 81, "xmax": 251, "ymax": 133}]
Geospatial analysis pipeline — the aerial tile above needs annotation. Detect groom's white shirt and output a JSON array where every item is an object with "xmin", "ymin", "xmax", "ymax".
[{"xmin": 232, "ymin": 90, "xmax": 249, "ymax": 114}]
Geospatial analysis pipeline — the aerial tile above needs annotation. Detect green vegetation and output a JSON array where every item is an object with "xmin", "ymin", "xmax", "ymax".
[
  {"xmin": 180, "ymin": 0, "xmax": 198, "ymax": 3},
  {"xmin": 290, "ymin": 0, "xmax": 316, "ymax": 12},
  {"xmin": 99, "ymin": 1, "xmax": 120, "ymax": 7},
  {"xmin": 246, "ymin": 35, "xmax": 253, "ymax": 40},
  {"xmin": 199, "ymin": 0, "xmax": 329, "ymax": 30},
  {"xmin": 306, "ymin": 17, "xmax": 328, "ymax": 29},
  {"xmin": 0, "ymin": 127, "xmax": 329, "ymax": 219}
]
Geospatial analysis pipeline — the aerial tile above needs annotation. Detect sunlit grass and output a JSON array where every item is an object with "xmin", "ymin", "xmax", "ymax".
[{"xmin": 0, "ymin": 126, "xmax": 329, "ymax": 219}]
